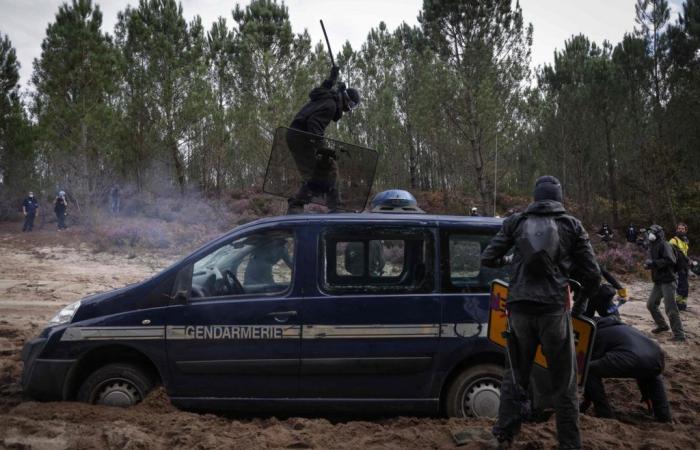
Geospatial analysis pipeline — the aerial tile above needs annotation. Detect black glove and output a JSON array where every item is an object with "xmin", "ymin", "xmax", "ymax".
[
  {"xmin": 330, "ymin": 65, "xmax": 339, "ymax": 80},
  {"xmin": 644, "ymin": 259, "xmax": 653, "ymax": 269},
  {"xmin": 337, "ymin": 81, "xmax": 346, "ymax": 92}
]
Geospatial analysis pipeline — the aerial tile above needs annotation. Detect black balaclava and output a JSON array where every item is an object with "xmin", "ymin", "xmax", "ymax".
[{"xmin": 533, "ymin": 175, "xmax": 563, "ymax": 202}]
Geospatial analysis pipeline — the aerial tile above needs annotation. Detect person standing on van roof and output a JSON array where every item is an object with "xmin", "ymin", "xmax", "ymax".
[
  {"xmin": 22, "ymin": 191, "xmax": 40, "ymax": 232},
  {"xmin": 481, "ymin": 175, "xmax": 601, "ymax": 450},
  {"xmin": 286, "ymin": 65, "xmax": 361, "ymax": 215}
]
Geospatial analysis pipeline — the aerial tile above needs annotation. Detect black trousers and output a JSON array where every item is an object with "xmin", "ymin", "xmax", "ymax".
[
  {"xmin": 493, "ymin": 310, "xmax": 580, "ymax": 449},
  {"xmin": 585, "ymin": 360, "xmax": 670, "ymax": 421},
  {"xmin": 56, "ymin": 211, "xmax": 67, "ymax": 229},
  {"xmin": 22, "ymin": 212, "xmax": 36, "ymax": 231}
]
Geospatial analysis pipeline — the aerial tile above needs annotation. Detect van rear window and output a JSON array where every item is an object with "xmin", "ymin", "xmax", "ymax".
[{"xmin": 322, "ymin": 228, "xmax": 433, "ymax": 294}]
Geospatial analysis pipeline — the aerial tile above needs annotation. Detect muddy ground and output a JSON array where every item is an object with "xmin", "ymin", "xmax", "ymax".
[{"xmin": 0, "ymin": 224, "xmax": 699, "ymax": 449}]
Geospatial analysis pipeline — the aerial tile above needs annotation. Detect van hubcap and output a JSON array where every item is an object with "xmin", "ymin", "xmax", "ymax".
[
  {"xmin": 462, "ymin": 378, "xmax": 500, "ymax": 418},
  {"xmin": 95, "ymin": 379, "xmax": 141, "ymax": 407}
]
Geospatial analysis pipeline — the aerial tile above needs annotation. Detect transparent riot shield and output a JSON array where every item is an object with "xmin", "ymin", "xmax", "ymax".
[{"xmin": 263, "ymin": 127, "xmax": 379, "ymax": 212}]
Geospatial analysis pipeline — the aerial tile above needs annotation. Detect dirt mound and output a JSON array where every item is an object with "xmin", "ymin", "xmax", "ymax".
[{"xmin": 1, "ymin": 229, "xmax": 699, "ymax": 449}]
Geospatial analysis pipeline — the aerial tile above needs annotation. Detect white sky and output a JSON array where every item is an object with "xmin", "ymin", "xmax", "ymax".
[{"xmin": 0, "ymin": 0, "xmax": 686, "ymax": 91}]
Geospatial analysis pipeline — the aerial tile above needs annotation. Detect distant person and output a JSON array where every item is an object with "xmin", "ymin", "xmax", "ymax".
[
  {"xmin": 469, "ymin": 206, "xmax": 479, "ymax": 216},
  {"xmin": 481, "ymin": 175, "xmax": 601, "ymax": 450},
  {"xmin": 21, "ymin": 191, "xmax": 40, "ymax": 232},
  {"xmin": 626, "ymin": 224, "xmax": 638, "ymax": 244},
  {"xmin": 645, "ymin": 225, "xmax": 685, "ymax": 341},
  {"xmin": 669, "ymin": 223, "xmax": 690, "ymax": 312},
  {"xmin": 581, "ymin": 315, "xmax": 671, "ymax": 422},
  {"xmin": 54, "ymin": 191, "xmax": 68, "ymax": 230},
  {"xmin": 286, "ymin": 65, "xmax": 360, "ymax": 214},
  {"xmin": 637, "ymin": 227, "xmax": 648, "ymax": 249},
  {"xmin": 110, "ymin": 184, "xmax": 120, "ymax": 215},
  {"xmin": 597, "ymin": 223, "xmax": 614, "ymax": 244}
]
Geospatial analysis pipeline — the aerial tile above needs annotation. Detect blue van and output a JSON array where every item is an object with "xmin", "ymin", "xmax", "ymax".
[{"xmin": 22, "ymin": 213, "xmax": 507, "ymax": 417}]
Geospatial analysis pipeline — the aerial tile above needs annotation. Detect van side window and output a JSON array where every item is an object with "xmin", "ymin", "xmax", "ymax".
[
  {"xmin": 190, "ymin": 230, "xmax": 294, "ymax": 299},
  {"xmin": 322, "ymin": 228, "xmax": 433, "ymax": 293},
  {"xmin": 443, "ymin": 233, "xmax": 510, "ymax": 293}
]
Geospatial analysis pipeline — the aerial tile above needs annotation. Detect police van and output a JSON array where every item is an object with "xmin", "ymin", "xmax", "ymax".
[{"xmin": 22, "ymin": 195, "xmax": 508, "ymax": 418}]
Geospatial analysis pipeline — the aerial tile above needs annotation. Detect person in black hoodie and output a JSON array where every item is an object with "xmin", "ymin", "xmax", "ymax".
[
  {"xmin": 645, "ymin": 225, "xmax": 685, "ymax": 341},
  {"xmin": 482, "ymin": 175, "xmax": 600, "ymax": 450},
  {"xmin": 572, "ymin": 266, "xmax": 627, "ymax": 318},
  {"xmin": 582, "ymin": 315, "xmax": 671, "ymax": 422},
  {"xmin": 286, "ymin": 66, "xmax": 360, "ymax": 214}
]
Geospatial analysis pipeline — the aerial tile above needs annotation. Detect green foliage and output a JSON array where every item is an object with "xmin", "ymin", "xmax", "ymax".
[
  {"xmin": 31, "ymin": 0, "xmax": 118, "ymax": 203},
  {"xmin": 0, "ymin": 0, "xmax": 697, "ymax": 241}
]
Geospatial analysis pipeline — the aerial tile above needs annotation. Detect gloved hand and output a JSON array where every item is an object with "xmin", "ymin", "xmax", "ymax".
[
  {"xmin": 644, "ymin": 259, "xmax": 654, "ymax": 269},
  {"xmin": 337, "ymin": 81, "xmax": 347, "ymax": 92},
  {"xmin": 330, "ymin": 65, "xmax": 339, "ymax": 79},
  {"xmin": 617, "ymin": 288, "xmax": 628, "ymax": 299}
]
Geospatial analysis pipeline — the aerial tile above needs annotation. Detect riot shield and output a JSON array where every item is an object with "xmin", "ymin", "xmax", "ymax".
[
  {"xmin": 263, "ymin": 127, "xmax": 379, "ymax": 212},
  {"xmin": 488, "ymin": 279, "xmax": 596, "ymax": 387}
]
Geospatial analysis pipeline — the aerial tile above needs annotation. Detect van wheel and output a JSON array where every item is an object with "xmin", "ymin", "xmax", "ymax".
[
  {"xmin": 77, "ymin": 363, "xmax": 154, "ymax": 407},
  {"xmin": 445, "ymin": 363, "xmax": 503, "ymax": 418}
]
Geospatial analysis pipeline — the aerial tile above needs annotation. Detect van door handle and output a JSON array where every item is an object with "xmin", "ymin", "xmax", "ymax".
[{"xmin": 267, "ymin": 310, "xmax": 297, "ymax": 323}]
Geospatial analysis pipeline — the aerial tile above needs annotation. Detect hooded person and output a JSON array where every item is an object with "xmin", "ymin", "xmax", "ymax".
[
  {"xmin": 571, "ymin": 265, "xmax": 627, "ymax": 319},
  {"xmin": 669, "ymin": 223, "xmax": 690, "ymax": 311},
  {"xmin": 645, "ymin": 225, "xmax": 685, "ymax": 341},
  {"xmin": 286, "ymin": 66, "xmax": 361, "ymax": 214},
  {"xmin": 21, "ymin": 191, "xmax": 40, "ymax": 232},
  {"xmin": 54, "ymin": 190, "xmax": 68, "ymax": 230},
  {"xmin": 582, "ymin": 315, "xmax": 671, "ymax": 422},
  {"xmin": 481, "ymin": 175, "xmax": 601, "ymax": 450}
]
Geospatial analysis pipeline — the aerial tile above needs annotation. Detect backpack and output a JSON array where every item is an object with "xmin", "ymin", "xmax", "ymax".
[{"xmin": 516, "ymin": 214, "xmax": 562, "ymax": 277}]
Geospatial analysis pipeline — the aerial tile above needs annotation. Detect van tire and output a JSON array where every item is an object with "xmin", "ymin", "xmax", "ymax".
[
  {"xmin": 77, "ymin": 363, "xmax": 154, "ymax": 407},
  {"xmin": 445, "ymin": 363, "xmax": 503, "ymax": 418}
]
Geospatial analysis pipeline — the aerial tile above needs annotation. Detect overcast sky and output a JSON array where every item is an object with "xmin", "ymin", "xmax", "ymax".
[{"xmin": 0, "ymin": 0, "xmax": 685, "ymax": 91}]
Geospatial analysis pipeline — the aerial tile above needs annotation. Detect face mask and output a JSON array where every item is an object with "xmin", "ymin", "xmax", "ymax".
[
  {"xmin": 648, "ymin": 232, "xmax": 657, "ymax": 242},
  {"xmin": 29, "ymin": 194, "xmax": 34, "ymax": 198}
]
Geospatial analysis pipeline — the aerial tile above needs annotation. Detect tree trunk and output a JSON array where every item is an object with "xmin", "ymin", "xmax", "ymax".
[{"xmin": 603, "ymin": 115, "xmax": 619, "ymax": 228}]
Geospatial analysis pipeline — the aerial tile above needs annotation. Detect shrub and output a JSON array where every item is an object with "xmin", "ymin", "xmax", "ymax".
[{"xmin": 596, "ymin": 244, "xmax": 648, "ymax": 276}]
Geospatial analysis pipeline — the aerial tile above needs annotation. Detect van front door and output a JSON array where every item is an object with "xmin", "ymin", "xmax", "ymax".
[{"xmin": 165, "ymin": 229, "xmax": 301, "ymax": 403}]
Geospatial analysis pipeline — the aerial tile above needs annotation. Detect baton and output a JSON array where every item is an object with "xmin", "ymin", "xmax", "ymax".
[{"xmin": 320, "ymin": 20, "xmax": 335, "ymax": 67}]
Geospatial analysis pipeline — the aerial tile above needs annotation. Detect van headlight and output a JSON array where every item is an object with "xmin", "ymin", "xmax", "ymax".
[{"xmin": 48, "ymin": 300, "xmax": 81, "ymax": 326}]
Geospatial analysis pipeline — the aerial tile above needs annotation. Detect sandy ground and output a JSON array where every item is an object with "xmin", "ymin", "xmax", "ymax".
[{"xmin": 1, "ymin": 226, "xmax": 699, "ymax": 449}]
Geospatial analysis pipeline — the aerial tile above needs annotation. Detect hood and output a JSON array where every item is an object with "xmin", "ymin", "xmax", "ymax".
[
  {"xmin": 524, "ymin": 200, "xmax": 566, "ymax": 215},
  {"xmin": 309, "ymin": 86, "xmax": 337, "ymax": 102},
  {"xmin": 649, "ymin": 224, "xmax": 666, "ymax": 244}
]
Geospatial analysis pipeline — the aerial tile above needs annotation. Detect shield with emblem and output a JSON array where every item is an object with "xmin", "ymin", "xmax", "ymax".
[{"xmin": 263, "ymin": 127, "xmax": 379, "ymax": 212}]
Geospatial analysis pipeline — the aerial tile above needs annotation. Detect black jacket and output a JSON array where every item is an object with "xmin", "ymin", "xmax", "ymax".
[
  {"xmin": 590, "ymin": 316, "xmax": 664, "ymax": 375},
  {"xmin": 648, "ymin": 230, "xmax": 676, "ymax": 284},
  {"xmin": 481, "ymin": 200, "xmax": 600, "ymax": 310},
  {"xmin": 289, "ymin": 76, "xmax": 342, "ymax": 136}
]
